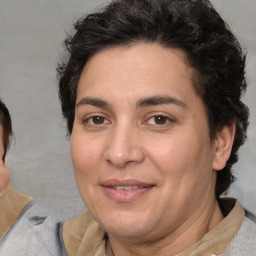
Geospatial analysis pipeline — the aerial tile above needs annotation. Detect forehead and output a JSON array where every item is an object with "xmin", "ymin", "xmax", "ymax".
[{"xmin": 77, "ymin": 43, "xmax": 197, "ymax": 102}]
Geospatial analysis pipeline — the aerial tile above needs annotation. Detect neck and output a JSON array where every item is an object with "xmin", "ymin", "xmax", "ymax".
[{"xmin": 107, "ymin": 200, "xmax": 223, "ymax": 256}]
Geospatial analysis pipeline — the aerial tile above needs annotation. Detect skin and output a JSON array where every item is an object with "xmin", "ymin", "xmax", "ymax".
[
  {"xmin": 0, "ymin": 125, "xmax": 10, "ymax": 197},
  {"xmin": 71, "ymin": 43, "xmax": 235, "ymax": 256}
]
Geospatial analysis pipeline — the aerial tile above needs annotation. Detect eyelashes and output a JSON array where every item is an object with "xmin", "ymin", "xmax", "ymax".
[
  {"xmin": 82, "ymin": 113, "xmax": 175, "ymax": 130},
  {"xmin": 85, "ymin": 116, "xmax": 109, "ymax": 125},
  {"xmin": 82, "ymin": 114, "xmax": 111, "ymax": 127},
  {"xmin": 146, "ymin": 115, "xmax": 174, "ymax": 126}
]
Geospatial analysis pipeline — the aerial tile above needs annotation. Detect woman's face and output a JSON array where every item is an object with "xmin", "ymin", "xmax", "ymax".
[
  {"xmin": 0, "ymin": 125, "xmax": 4, "ymax": 159},
  {"xmin": 0, "ymin": 123, "xmax": 10, "ymax": 196},
  {"xmin": 71, "ymin": 43, "xmax": 219, "ymax": 242}
]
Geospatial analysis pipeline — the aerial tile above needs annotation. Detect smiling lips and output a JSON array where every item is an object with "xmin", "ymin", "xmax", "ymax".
[
  {"xmin": 101, "ymin": 180, "xmax": 154, "ymax": 201},
  {"xmin": 113, "ymin": 186, "xmax": 143, "ymax": 190}
]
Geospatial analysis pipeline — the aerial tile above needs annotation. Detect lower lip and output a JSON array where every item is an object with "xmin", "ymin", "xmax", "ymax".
[{"xmin": 102, "ymin": 186, "xmax": 153, "ymax": 202}]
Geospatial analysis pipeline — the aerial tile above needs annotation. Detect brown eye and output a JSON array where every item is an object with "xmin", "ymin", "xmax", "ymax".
[
  {"xmin": 146, "ymin": 115, "xmax": 173, "ymax": 126},
  {"xmin": 92, "ymin": 116, "xmax": 105, "ymax": 124},
  {"xmin": 154, "ymin": 116, "xmax": 168, "ymax": 125},
  {"xmin": 83, "ymin": 114, "xmax": 111, "ymax": 128}
]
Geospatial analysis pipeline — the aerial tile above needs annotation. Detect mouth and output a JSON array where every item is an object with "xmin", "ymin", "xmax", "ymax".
[
  {"xmin": 112, "ymin": 186, "xmax": 145, "ymax": 191},
  {"xmin": 101, "ymin": 179, "xmax": 155, "ymax": 201}
]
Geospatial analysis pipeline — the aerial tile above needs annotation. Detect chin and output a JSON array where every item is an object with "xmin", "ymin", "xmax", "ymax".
[
  {"xmin": 98, "ymin": 211, "xmax": 152, "ymax": 239},
  {"xmin": 107, "ymin": 225, "xmax": 149, "ymax": 239}
]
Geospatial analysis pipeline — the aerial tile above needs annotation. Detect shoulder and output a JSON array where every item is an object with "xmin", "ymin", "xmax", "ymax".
[
  {"xmin": 0, "ymin": 185, "xmax": 33, "ymax": 239},
  {"xmin": 62, "ymin": 211, "xmax": 105, "ymax": 256},
  {"xmin": 223, "ymin": 199, "xmax": 256, "ymax": 255},
  {"xmin": 0, "ymin": 194, "xmax": 63, "ymax": 256}
]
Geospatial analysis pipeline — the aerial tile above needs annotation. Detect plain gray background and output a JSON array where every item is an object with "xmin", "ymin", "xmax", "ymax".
[{"xmin": 0, "ymin": 0, "xmax": 255, "ymax": 219}]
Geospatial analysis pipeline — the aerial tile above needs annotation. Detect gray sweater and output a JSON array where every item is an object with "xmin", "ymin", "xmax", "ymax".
[
  {"xmin": 221, "ymin": 210, "xmax": 256, "ymax": 255},
  {"xmin": 0, "ymin": 201, "xmax": 63, "ymax": 256}
]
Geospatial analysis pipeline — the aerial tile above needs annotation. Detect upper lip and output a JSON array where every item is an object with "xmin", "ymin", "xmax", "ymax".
[{"xmin": 101, "ymin": 179, "xmax": 154, "ymax": 187}]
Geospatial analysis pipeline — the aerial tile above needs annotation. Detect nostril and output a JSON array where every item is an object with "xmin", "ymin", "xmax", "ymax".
[{"xmin": 105, "ymin": 158, "xmax": 127, "ymax": 168}]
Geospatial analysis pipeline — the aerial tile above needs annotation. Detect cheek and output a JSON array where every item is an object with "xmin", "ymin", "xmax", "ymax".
[
  {"xmin": 0, "ymin": 143, "xmax": 4, "ymax": 160},
  {"xmin": 70, "ymin": 133, "xmax": 102, "ymax": 177},
  {"xmin": 70, "ymin": 134, "xmax": 103, "ymax": 205},
  {"xmin": 146, "ymin": 133, "xmax": 212, "ymax": 182},
  {"xmin": 146, "ymin": 136, "xmax": 192, "ymax": 173}
]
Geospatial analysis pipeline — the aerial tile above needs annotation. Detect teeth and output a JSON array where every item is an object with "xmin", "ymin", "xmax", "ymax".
[{"xmin": 114, "ymin": 186, "xmax": 141, "ymax": 191}]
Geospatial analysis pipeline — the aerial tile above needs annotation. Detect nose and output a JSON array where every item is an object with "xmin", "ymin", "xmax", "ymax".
[{"xmin": 104, "ymin": 124, "xmax": 145, "ymax": 168}]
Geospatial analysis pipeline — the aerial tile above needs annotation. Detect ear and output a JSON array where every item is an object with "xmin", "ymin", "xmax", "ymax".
[{"xmin": 212, "ymin": 122, "xmax": 236, "ymax": 171}]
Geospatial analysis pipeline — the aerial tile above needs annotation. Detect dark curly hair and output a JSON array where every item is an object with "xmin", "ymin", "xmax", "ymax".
[
  {"xmin": 57, "ymin": 0, "xmax": 249, "ymax": 197},
  {"xmin": 0, "ymin": 99, "xmax": 13, "ymax": 161}
]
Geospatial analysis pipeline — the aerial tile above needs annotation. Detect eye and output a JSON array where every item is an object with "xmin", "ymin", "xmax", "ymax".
[
  {"xmin": 83, "ymin": 115, "xmax": 110, "ymax": 126},
  {"xmin": 147, "ymin": 115, "xmax": 173, "ymax": 126},
  {"xmin": 91, "ymin": 116, "xmax": 105, "ymax": 125}
]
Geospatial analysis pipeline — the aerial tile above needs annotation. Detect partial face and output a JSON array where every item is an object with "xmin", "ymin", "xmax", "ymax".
[
  {"xmin": 0, "ymin": 125, "xmax": 4, "ymax": 160},
  {"xmin": 71, "ymin": 43, "xmax": 218, "ymax": 241}
]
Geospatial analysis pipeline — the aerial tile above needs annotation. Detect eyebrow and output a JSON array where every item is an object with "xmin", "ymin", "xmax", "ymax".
[
  {"xmin": 136, "ymin": 95, "xmax": 187, "ymax": 108},
  {"xmin": 76, "ymin": 95, "xmax": 187, "ymax": 109},
  {"xmin": 76, "ymin": 97, "xmax": 109, "ymax": 108}
]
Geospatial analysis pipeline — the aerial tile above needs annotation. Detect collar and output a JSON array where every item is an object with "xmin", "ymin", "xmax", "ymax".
[
  {"xmin": 62, "ymin": 198, "xmax": 244, "ymax": 256},
  {"xmin": 177, "ymin": 198, "xmax": 244, "ymax": 256},
  {"xmin": 0, "ymin": 185, "xmax": 33, "ymax": 238},
  {"xmin": 62, "ymin": 211, "xmax": 105, "ymax": 256}
]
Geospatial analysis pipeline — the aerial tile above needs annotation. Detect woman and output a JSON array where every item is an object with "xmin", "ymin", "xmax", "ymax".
[
  {"xmin": 0, "ymin": 99, "xmax": 62, "ymax": 255},
  {"xmin": 0, "ymin": 99, "xmax": 33, "ymax": 240},
  {"xmin": 57, "ymin": 0, "xmax": 256, "ymax": 255},
  {"xmin": 0, "ymin": 100, "xmax": 11, "ymax": 198}
]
